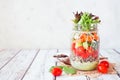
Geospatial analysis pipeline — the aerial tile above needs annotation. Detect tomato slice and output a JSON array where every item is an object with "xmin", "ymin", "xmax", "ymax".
[
  {"xmin": 75, "ymin": 46, "xmax": 85, "ymax": 56},
  {"xmin": 86, "ymin": 47, "xmax": 94, "ymax": 54}
]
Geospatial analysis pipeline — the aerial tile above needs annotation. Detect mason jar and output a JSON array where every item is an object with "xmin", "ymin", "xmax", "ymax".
[{"xmin": 70, "ymin": 28, "xmax": 99, "ymax": 70}]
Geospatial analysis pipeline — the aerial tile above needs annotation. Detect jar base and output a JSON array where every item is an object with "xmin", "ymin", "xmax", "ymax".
[{"xmin": 70, "ymin": 60, "xmax": 99, "ymax": 71}]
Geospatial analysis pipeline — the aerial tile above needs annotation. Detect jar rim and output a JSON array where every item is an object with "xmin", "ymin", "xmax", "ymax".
[{"xmin": 72, "ymin": 30, "xmax": 98, "ymax": 33}]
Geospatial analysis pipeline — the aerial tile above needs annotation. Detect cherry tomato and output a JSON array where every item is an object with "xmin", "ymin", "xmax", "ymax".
[
  {"xmin": 52, "ymin": 67, "xmax": 62, "ymax": 76},
  {"xmin": 97, "ymin": 64, "xmax": 108, "ymax": 73},
  {"xmin": 100, "ymin": 61, "xmax": 109, "ymax": 68},
  {"xmin": 75, "ymin": 46, "xmax": 85, "ymax": 56}
]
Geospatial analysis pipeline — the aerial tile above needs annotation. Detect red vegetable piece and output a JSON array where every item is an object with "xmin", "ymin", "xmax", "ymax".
[
  {"xmin": 97, "ymin": 64, "xmax": 108, "ymax": 74},
  {"xmin": 75, "ymin": 46, "xmax": 85, "ymax": 56},
  {"xmin": 52, "ymin": 67, "xmax": 62, "ymax": 76},
  {"xmin": 100, "ymin": 60, "xmax": 109, "ymax": 68}
]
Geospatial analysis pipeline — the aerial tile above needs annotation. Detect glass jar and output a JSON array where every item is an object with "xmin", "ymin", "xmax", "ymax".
[{"xmin": 70, "ymin": 29, "xmax": 99, "ymax": 70}]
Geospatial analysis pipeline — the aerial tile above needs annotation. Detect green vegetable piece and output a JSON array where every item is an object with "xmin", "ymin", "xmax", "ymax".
[
  {"xmin": 63, "ymin": 66, "xmax": 77, "ymax": 74},
  {"xmin": 75, "ymin": 42, "xmax": 82, "ymax": 48},
  {"xmin": 83, "ymin": 42, "xmax": 88, "ymax": 49}
]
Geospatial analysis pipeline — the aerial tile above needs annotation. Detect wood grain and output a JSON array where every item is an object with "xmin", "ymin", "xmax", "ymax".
[
  {"xmin": 99, "ymin": 49, "xmax": 120, "ymax": 80},
  {"xmin": 0, "ymin": 49, "xmax": 38, "ymax": 80},
  {"xmin": 0, "ymin": 49, "xmax": 120, "ymax": 80},
  {"xmin": 22, "ymin": 49, "xmax": 57, "ymax": 80},
  {"xmin": 56, "ymin": 49, "xmax": 87, "ymax": 80},
  {"xmin": 0, "ymin": 49, "xmax": 21, "ymax": 70}
]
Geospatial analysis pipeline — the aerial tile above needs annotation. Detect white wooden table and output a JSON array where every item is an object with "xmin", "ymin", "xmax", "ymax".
[{"xmin": 0, "ymin": 49, "xmax": 120, "ymax": 80}]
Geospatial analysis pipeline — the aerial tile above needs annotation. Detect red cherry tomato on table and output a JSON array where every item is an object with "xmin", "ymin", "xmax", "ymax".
[
  {"xmin": 100, "ymin": 61, "xmax": 109, "ymax": 68},
  {"xmin": 97, "ymin": 64, "xmax": 108, "ymax": 74},
  {"xmin": 51, "ymin": 67, "xmax": 62, "ymax": 76}
]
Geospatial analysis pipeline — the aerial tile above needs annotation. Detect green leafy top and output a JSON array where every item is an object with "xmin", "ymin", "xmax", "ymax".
[{"xmin": 72, "ymin": 11, "xmax": 101, "ymax": 31}]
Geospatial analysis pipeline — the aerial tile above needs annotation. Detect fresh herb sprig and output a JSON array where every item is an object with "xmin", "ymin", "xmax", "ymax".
[{"xmin": 73, "ymin": 11, "xmax": 101, "ymax": 31}]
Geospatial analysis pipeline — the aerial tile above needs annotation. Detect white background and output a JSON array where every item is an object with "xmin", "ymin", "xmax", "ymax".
[{"xmin": 0, "ymin": 0, "xmax": 120, "ymax": 49}]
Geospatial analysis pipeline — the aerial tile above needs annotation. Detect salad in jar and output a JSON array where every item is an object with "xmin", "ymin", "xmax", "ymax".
[{"xmin": 70, "ymin": 12, "xmax": 101, "ymax": 70}]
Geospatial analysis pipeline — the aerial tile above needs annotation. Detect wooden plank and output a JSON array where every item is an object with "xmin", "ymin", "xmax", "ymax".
[
  {"xmin": 113, "ymin": 49, "xmax": 120, "ymax": 55},
  {"xmin": 100, "ymin": 49, "xmax": 120, "ymax": 63},
  {"xmin": 56, "ymin": 76, "xmax": 87, "ymax": 80},
  {"xmin": 97, "ymin": 49, "xmax": 120, "ymax": 80},
  {"xmin": 0, "ymin": 49, "xmax": 39, "ymax": 80},
  {"xmin": 56, "ymin": 49, "xmax": 87, "ymax": 80},
  {"xmin": 113, "ymin": 49, "xmax": 120, "ymax": 76},
  {"xmin": 21, "ymin": 49, "xmax": 40, "ymax": 80},
  {"xmin": 92, "ymin": 74, "xmax": 120, "ymax": 80},
  {"xmin": 57, "ymin": 49, "xmax": 120, "ymax": 80},
  {"xmin": 43, "ymin": 49, "xmax": 58, "ymax": 80},
  {"xmin": 22, "ymin": 50, "xmax": 49, "ymax": 80},
  {"xmin": 113, "ymin": 48, "xmax": 120, "ymax": 52},
  {"xmin": 22, "ymin": 49, "xmax": 57, "ymax": 80},
  {"xmin": 0, "ymin": 49, "xmax": 21, "ymax": 70}
]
